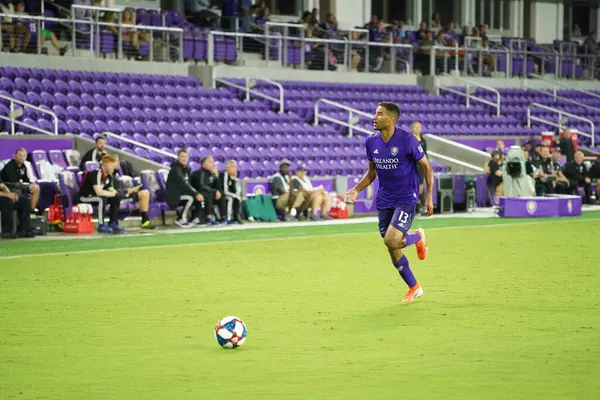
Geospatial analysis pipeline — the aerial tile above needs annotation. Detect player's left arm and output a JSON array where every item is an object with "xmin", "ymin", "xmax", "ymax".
[{"xmin": 417, "ymin": 156, "xmax": 434, "ymax": 216}]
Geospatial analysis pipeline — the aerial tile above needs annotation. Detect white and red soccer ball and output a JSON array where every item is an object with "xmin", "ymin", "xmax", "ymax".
[{"xmin": 214, "ymin": 316, "xmax": 247, "ymax": 349}]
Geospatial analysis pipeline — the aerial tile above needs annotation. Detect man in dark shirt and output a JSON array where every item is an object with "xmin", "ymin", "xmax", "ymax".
[
  {"xmin": 558, "ymin": 129, "xmax": 575, "ymax": 162},
  {"xmin": 111, "ymin": 157, "xmax": 155, "ymax": 230},
  {"xmin": 0, "ymin": 147, "xmax": 40, "ymax": 211},
  {"xmin": 220, "ymin": 159, "xmax": 243, "ymax": 224},
  {"xmin": 562, "ymin": 151, "xmax": 594, "ymax": 204},
  {"xmin": 531, "ymin": 145, "xmax": 555, "ymax": 196},
  {"xmin": 78, "ymin": 155, "xmax": 124, "ymax": 234},
  {"xmin": 190, "ymin": 156, "xmax": 225, "ymax": 225},
  {"xmin": 166, "ymin": 149, "xmax": 204, "ymax": 228},
  {"xmin": 270, "ymin": 159, "xmax": 304, "ymax": 220},
  {"xmin": 79, "ymin": 136, "xmax": 108, "ymax": 170},
  {"xmin": 530, "ymin": 144, "xmax": 542, "ymax": 162},
  {"xmin": 485, "ymin": 151, "xmax": 503, "ymax": 205},
  {"xmin": 550, "ymin": 148, "xmax": 569, "ymax": 194},
  {"xmin": 411, "ymin": 121, "xmax": 428, "ymax": 214},
  {"xmin": 0, "ymin": 177, "xmax": 33, "ymax": 239}
]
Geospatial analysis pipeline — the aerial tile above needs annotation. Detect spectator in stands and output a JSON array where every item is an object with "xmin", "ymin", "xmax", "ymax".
[
  {"xmin": 1, "ymin": 0, "xmax": 15, "ymax": 51},
  {"xmin": 0, "ymin": 148, "xmax": 40, "ymax": 212},
  {"xmin": 531, "ymin": 145, "xmax": 554, "ymax": 196},
  {"xmin": 190, "ymin": 156, "xmax": 225, "ymax": 225},
  {"xmin": 364, "ymin": 15, "xmax": 378, "ymax": 36},
  {"xmin": 80, "ymin": 136, "xmax": 107, "ymax": 170},
  {"xmin": 270, "ymin": 159, "xmax": 304, "ymax": 220},
  {"xmin": 239, "ymin": 0, "xmax": 255, "ymax": 31},
  {"xmin": 121, "ymin": 8, "xmax": 150, "ymax": 59},
  {"xmin": 254, "ymin": 6, "xmax": 270, "ymax": 27},
  {"xmin": 522, "ymin": 141, "xmax": 532, "ymax": 160},
  {"xmin": 480, "ymin": 38, "xmax": 494, "ymax": 74},
  {"xmin": 551, "ymin": 148, "xmax": 569, "ymax": 194},
  {"xmin": 558, "ymin": 129, "xmax": 575, "ymax": 162},
  {"xmin": 485, "ymin": 151, "xmax": 503, "ymax": 206},
  {"xmin": 305, "ymin": 26, "xmax": 337, "ymax": 71},
  {"xmin": 366, "ymin": 19, "xmax": 387, "ymax": 71},
  {"xmin": 431, "ymin": 12, "xmax": 441, "ymax": 28},
  {"xmin": 166, "ymin": 149, "xmax": 204, "ymax": 228},
  {"xmin": 390, "ymin": 20, "xmax": 405, "ymax": 42},
  {"xmin": 479, "ymin": 24, "xmax": 489, "ymax": 39},
  {"xmin": 471, "ymin": 26, "xmax": 480, "ymax": 37},
  {"xmin": 0, "ymin": 178, "xmax": 34, "ymax": 239},
  {"xmin": 39, "ymin": 26, "xmax": 68, "ymax": 56},
  {"xmin": 563, "ymin": 151, "xmax": 594, "ymax": 204},
  {"xmin": 572, "ymin": 24, "xmax": 582, "ymax": 37},
  {"xmin": 7, "ymin": 0, "xmax": 31, "ymax": 53},
  {"xmin": 445, "ymin": 21, "xmax": 456, "ymax": 35},
  {"xmin": 112, "ymin": 157, "xmax": 155, "ymax": 229},
  {"xmin": 349, "ymin": 30, "xmax": 364, "ymax": 72},
  {"xmin": 293, "ymin": 166, "xmax": 330, "ymax": 221},
  {"xmin": 417, "ymin": 22, "xmax": 429, "ymax": 40},
  {"xmin": 460, "ymin": 25, "xmax": 469, "ymax": 37},
  {"xmin": 186, "ymin": 0, "xmax": 219, "ymax": 29},
  {"xmin": 584, "ymin": 32, "xmax": 599, "ymax": 54},
  {"xmin": 411, "ymin": 121, "xmax": 427, "ymax": 212},
  {"xmin": 78, "ymin": 155, "xmax": 124, "ymax": 234},
  {"xmin": 220, "ymin": 160, "xmax": 243, "ymax": 224},
  {"xmin": 531, "ymin": 144, "xmax": 542, "ymax": 162}
]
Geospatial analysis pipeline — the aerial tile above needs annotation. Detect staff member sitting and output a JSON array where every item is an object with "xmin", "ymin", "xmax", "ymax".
[
  {"xmin": 0, "ymin": 178, "xmax": 34, "ymax": 239},
  {"xmin": 78, "ymin": 155, "xmax": 124, "ymax": 234},
  {"xmin": 220, "ymin": 159, "xmax": 243, "ymax": 224},
  {"xmin": 190, "ymin": 156, "xmax": 225, "ymax": 225},
  {"xmin": 563, "ymin": 151, "xmax": 595, "ymax": 204},
  {"xmin": 112, "ymin": 157, "xmax": 156, "ymax": 230},
  {"xmin": 0, "ymin": 147, "xmax": 40, "ymax": 212},
  {"xmin": 270, "ymin": 159, "xmax": 304, "ymax": 220},
  {"xmin": 166, "ymin": 150, "xmax": 204, "ymax": 228},
  {"xmin": 79, "ymin": 136, "xmax": 108, "ymax": 170}
]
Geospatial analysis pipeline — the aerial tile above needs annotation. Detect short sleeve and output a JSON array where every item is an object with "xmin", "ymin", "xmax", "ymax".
[
  {"xmin": 365, "ymin": 138, "xmax": 373, "ymax": 162},
  {"xmin": 410, "ymin": 135, "xmax": 425, "ymax": 162}
]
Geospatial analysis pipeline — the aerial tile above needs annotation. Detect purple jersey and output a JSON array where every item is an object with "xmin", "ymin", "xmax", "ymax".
[{"xmin": 365, "ymin": 129, "xmax": 425, "ymax": 209}]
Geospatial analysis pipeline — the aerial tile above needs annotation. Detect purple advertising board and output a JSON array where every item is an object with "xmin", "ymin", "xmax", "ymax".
[
  {"xmin": 0, "ymin": 138, "xmax": 73, "ymax": 160},
  {"xmin": 498, "ymin": 195, "xmax": 582, "ymax": 218}
]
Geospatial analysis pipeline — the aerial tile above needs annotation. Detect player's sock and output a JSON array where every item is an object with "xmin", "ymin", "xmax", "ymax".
[
  {"xmin": 393, "ymin": 255, "xmax": 417, "ymax": 288},
  {"xmin": 402, "ymin": 232, "xmax": 421, "ymax": 248},
  {"xmin": 141, "ymin": 212, "xmax": 149, "ymax": 223}
]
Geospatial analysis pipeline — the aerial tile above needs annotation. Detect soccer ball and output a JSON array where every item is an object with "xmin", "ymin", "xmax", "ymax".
[{"xmin": 214, "ymin": 316, "xmax": 247, "ymax": 349}]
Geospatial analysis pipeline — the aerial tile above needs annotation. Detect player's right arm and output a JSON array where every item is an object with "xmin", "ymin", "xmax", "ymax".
[{"xmin": 345, "ymin": 161, "xmax": 376, "ymax": 204}]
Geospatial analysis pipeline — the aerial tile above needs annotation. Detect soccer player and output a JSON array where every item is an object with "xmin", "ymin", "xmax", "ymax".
[{"xmin": 345, "ymin": 102, "xmax": 434, "ymax": 303}]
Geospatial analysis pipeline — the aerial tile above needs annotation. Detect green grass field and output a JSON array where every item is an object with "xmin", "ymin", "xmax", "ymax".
[{"xmin": 1, "ymin": 213, "xmax": 599, "ymax": 399}]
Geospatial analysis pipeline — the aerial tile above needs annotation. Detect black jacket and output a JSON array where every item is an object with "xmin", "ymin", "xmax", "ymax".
[
  {"xmin": 79, "ymin": 148, "xmax": 106, "ymax": 170},
  {"xmin": 0, "ymin": 160, "xmax": 31, "ymax": 190},
  {"xmin": 166, "ymin": 162, "xmax": 197, "ymax": 205},
  {"xmin": 558, "ymin": 138, "xmax": 575, "ymax": 163},
  {"xmin": 563, "ymin": 161, "xmax": 590, "ymax": 184},
  {"xmin": 190, "ymin": 168, "xmax": 220, "ymax": 195},
  {"xmin": 219, "ymin": 171, "xmax": 241, "ymax": 199}
]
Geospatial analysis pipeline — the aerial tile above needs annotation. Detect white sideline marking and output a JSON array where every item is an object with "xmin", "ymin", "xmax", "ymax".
[{"xmin": 0, "ymin": 217, "xmax": 594, "ymax": 261}]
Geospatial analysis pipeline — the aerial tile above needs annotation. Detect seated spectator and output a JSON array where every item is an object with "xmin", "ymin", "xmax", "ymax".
[
  {"xmin": 190, "ymin": 156, "xmax": 225, "ymax": 225},
  {"xmin": 0, "ymin": 148, "xmax": 40, "ymax": 212},
  {"xmin": 531, "ymin": 145, "xmax": 555, "ymax": 196},
  {"xmin": 270, "ymin": 159, "xmax": 304, "ymax": 220},
  {"xmin": 562, "ymin": 151, "xmax": 595, "ymax": 204},
  {"xmin": 445, "ymin": 21, "xmax": 456, "ymax": 35},
  {"xmin": 121, "ymin": 8, "xmax": 149, "ymax": 59},
  {"xmin": 253, "ymin": 6, "xmax": 270, "ymax": 31},
  {"xmin": 39, "ymin": 27, "xmax": 68, "ymax": 56},
  {"xmin": 220, "ymin": 160, "xmax": 243, "ymax": 224},
  {"xmin": 417, "ymin": 22, "xmax": 429, "ymax": 40},
  {"xmin": 0, "ymin": 178, "xmax": 34, "ymax": 239},
  {"xmin": 305, "ymin": 26, "xmax": 337, "ymax": 71},
  {"xmin": 531, "ymin": 143, "xmax": 542, "ymax": 162},
  {"xmin": 166, "ymin": 149, "xmax": 204, "ymax": 228},
  {"xmin": 460, "ymin": 25, "xmax": 469, "ymax": 37},
  {"xmin": 186, "ymin": 0, "xmax": 219, "ymax": 29},
  {"xmin": 484, "ymin": 151, "xmax": 503, "ymax": 205},
  {"xmin": 239, "ymin": 0, "xmax": 255, "ymax": 31},
  {"xmin": 431, "ymin": 12, "xmax": 441, "ymax": 29},
  {"xmin": 550, "ymin": 148, "xmax": 569, "ymax": 194},
  {"xmin": 572, "ymin": 24, "xmax": 582, "ymax": 37},
  {"xmin": 389, "ymin": 20, "xmax": 405, "ymax": 43},
  {"xmin": 78, "ymin": 155, "xmax": 124, "ymax": 234},
  {"xmin": 349, "ymin": 29, "xmax": 364, "ymax": 72},
  {"xmin": 293, "ymin": 166, "xmax": 330, "ymax": 221},
  {"xmin": 80, "ymin": 136, "xmax": 108, "ymax": 170},
  {"xmin": 471, "ymin": 26, "xmax": 480, "ymax": 37},
  {"xmin": 112, "ymin": 157, "xmax": 155, "ymax": 229},
  {"xmin": 480, "ymin": 38, "xmax": 494, "ymax": 74}
]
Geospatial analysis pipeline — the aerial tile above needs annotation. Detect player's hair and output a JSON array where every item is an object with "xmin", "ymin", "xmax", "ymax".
[
  {"xmin": 101, "ymin": 155, "xmax": 117, "ymax": 164},
  {"xmin": 177, "ymin": 149, "xmax": 188, "ymax": 156},
  {"xmin": 378, "ymin": 102, "xmax": 400, "ymax": 119},
  {"xmin": 226, "ymin": 160, "xmax": 237, "ymax": 168},
  {"xmin": 95, "ymin": 135, "xmax": 106, "ymax": 143},
  {"xmin": 14, "ymin": 147, "xmax": 27, "ymax": 155}
]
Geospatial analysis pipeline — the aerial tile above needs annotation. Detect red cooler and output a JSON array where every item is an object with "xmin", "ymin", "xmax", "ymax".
[{"xmin": 540, "ymin": 131, "xmax": 554, "ymax": 146}]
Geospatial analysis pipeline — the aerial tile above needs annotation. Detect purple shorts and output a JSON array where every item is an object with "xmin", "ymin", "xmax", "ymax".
[{"xmin": 377, "ymin": 204, "xmax": 416, "ymax": 237}]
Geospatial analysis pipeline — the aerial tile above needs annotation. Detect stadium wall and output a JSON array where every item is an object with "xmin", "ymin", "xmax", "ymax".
[{"xmin": 528, "ymin": 0, "xmax": 564, "ymax": 44}]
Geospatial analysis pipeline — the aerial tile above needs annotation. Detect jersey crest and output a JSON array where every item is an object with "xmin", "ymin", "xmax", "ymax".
[{"xmin": 391, "ymin": 147, "xmax": 398, "ymax": 156}]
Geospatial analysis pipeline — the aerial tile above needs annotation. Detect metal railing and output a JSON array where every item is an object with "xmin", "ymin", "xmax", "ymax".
[
  {"xmin": 527, "ymin": 103, "xmax": 595, "ymax": 147},
  {"xmin": 213, "ymin": 74, "xmax": 285, "ymax": 113},
  {"xmin": 0, "ymin": 93, "xmax": 58, "ymax": 135},
  {"xmin": 528, "ymin": 73, "xmax": 600, "ymax": 101},
  {"xmin": 314, "ymin": 99, "xmax": 373, "ymax": 137},
  {"xmin": 0, "ymin": 12, "xmax": 184, "ymax": 62},
  {"xmin": 103, "ymin": 131, "xmax": 177, "ymax": 161},
  {"xmin": 438, "ymin": 76, "xmax": 502, "ymax": 116}
]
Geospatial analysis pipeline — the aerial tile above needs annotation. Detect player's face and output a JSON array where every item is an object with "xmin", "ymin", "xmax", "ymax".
[
  {"xmin": 178, "ymin": 152, "xmax": 189, "ymax": 165},
  {"xmin": 373, "ymin": 106, "xmax": 392, "ymax": 131},
  {"xmin": 96, "ymin": 139, "xmax": 106, "ymax": 152},
  {"xmin": 15, "ymin": 150, "xmax": 27, "ymax": 165}
]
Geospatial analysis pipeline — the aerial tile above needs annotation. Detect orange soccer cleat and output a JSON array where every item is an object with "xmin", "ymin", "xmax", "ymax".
[
  {"xmin": 401, "ymin": 283, "xmax": 424, "ymax": 303},
  {"xmin": 415, "ymin": 228, "xmax": 428, "ymax": 260}
]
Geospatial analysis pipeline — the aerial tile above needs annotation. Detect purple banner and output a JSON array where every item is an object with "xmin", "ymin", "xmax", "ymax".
[
  {"xmin": 0, "ymin": 138, "xmax": 73, "ymax": 160},
  {"xmin": 348, "ymin": 176, "xmax": 379, "ymax": 213},
  {"xmin": 498, "ymin": 195, "xmax": 582, "ymax": 218}
]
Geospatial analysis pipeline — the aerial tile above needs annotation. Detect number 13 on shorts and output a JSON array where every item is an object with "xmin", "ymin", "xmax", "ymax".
[{"xmin": 398, "ymin": 210, "xmax": 410, "ymax": 223}]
